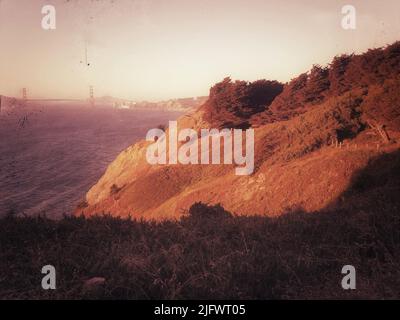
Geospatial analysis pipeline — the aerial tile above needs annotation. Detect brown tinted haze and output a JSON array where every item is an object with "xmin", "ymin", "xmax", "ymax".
[{"xmin": 0, "ymin": 0, "xmax": 399, "ymax": 100}]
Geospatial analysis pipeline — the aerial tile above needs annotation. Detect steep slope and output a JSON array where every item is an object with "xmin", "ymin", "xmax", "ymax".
[{"xmin": 77, "ymin": 42, "xmax": 400, "ymax": 220}]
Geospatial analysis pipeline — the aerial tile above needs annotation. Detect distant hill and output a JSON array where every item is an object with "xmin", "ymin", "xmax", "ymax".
[
  {"xmin": 78, "ymin": 41, "xmax": 400, "ymax": 220},
  {"xmin": 130, "ymin": 96, "xmax": 208, "ymax": 112},
  {"xmin": 96, "ymin": 95, "xmax": 208, "ymax": 112}
]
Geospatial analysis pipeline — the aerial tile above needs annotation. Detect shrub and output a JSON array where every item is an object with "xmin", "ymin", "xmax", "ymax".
[{"xmin": 110, "ymin": 184, "xmax": 121, "ymax": 195}]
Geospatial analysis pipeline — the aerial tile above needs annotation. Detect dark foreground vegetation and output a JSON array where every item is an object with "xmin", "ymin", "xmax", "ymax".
[{"xmin": 1, "ymin": 200, "xmax": 399, "ymax": 299}]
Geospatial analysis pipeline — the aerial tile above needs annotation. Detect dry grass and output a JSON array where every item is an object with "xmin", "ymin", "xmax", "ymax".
[{"xmin": 1, "ymin": 196, "xmax": 399, "ymax": 299}]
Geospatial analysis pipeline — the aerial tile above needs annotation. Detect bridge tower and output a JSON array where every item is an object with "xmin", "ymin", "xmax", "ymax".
[
  {"xmin": 89, "ymin": 85, "xmax": 95, "ymax": 107},
  {"xmin": 22, "ymin": 88, "xmax": 27, "ymax": 106}
]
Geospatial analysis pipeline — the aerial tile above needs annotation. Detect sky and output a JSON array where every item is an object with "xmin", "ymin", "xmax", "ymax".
[{"xmin": 0, "ymin": 0, "xmax": 399, "ymax": 101}]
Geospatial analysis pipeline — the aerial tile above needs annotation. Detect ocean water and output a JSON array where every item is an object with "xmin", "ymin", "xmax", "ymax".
[{"xmin": 0, "ymin": 102, "xmax": 182, "ymax": 218}]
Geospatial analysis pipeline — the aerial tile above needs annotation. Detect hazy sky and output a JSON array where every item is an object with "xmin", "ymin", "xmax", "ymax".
[{"xmin": 0, "ymin": 0, "xmax": 399, "ymax": 101}]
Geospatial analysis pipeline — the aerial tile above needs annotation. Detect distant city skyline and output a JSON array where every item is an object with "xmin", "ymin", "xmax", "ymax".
[{"xmin": 0, "ymin": 0, "xmax": 399, "ymax": 101}]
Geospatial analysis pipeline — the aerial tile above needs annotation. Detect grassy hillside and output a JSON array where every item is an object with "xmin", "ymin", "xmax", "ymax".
[
  {"xmin": 1, "ymin": 203, "xmax": 399, "ymax": 300},
  {"xmin": 80, "ymin": 42, "xmax": 400, "ymax": 220},
  {"xmin": 1, "ymin": 149, "xmax": 400, "ymax": 299}
]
